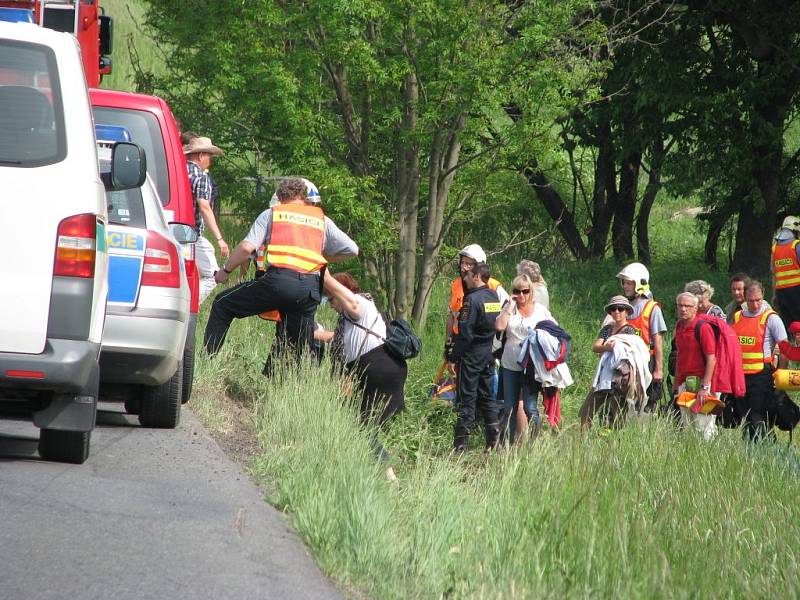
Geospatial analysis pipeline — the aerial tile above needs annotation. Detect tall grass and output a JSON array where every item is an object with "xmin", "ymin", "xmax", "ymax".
[
  {"xmin": 188, "ymin": 223, "xmax": 800, "ymax": 598},
  {"xmin": 213, "ymin": 345, "xmax": 800, "ymax": 598}
]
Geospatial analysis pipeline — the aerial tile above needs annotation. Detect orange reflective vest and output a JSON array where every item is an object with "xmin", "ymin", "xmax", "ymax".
[
  {"xmin": 772, "ymin": 240, "xmax": 800, "ymax": 289},
  {"xmin": 265, "ymin": 204, "xmax": 327, "ymax": 273},
  {"xmin": 628, "ymin": 299, "xmax": 658, "ymax": 355},
  {"xmin": 732, "ymin": 309, "xmax": 776, "ymax": 374},
  {"xmin": 449, "ymin": 276, "xmax": 503, "ymax": 335}
]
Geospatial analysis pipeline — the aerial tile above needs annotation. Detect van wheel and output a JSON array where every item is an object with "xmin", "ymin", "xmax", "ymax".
[
  {"xmin": 124, "ymin": 396, "xmax": 141, "ymax": 415},
  {"xmin": 181, "ymin": 314, "xmax": 196, "ymax": 404},
  {"xmin": 39, "ymin": 429, "xmax": 91, "ymax": 464},
  {"xmin": 139, "ymin": 363, "xmax": 182, "ymax": 429}
]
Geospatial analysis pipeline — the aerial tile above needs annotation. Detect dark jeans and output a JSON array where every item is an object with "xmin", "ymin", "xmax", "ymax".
[
  {"xmin": 204, "ymin": 267, "xmax": 320, "ymax": 358},
  {"xmin": 736, "ymin": 367, "xmax": 774, "ymax": 442},
  {"xmin": 500, "ymin": 368, "xmax": 541, "ymax": 442},
  {"xmin": 346, "ymin": 345, "xmax": 408, "ymax": 427},
  {"xmin": 454, "ymin": 344, "xmax": 499, "ymax": 449}
]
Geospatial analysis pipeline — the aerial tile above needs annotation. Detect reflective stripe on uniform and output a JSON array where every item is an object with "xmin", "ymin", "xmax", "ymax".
[
  {"xmin": 265, "ymin": 204, "xmax": 327, "ymax": 273},
  {"xmin": 732, "ymin": 309, "xmax": 775, "ymax": 374},
  {"xmin": 772, "ymin": 240, "xmax": 800, "ymax": 289}
]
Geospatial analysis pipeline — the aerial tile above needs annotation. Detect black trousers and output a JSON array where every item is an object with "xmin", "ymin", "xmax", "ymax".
[
  {"xmin": 204, "ymin": 267, "xmax": 320, "ymax": 357},
  {"xmin": 736, "ymin": 367, "xmax": 774, "ymax": 441},
  {"xmin": 776, "ymin": 286, "xmax": 800, "ymax": 330},
  {"xmin": 454, "ymin": 344, "xmax": 499, "ymax": 448},
  {"xmin": 346, "ymin": 345, "xmax": 407, "ymax": 427}
]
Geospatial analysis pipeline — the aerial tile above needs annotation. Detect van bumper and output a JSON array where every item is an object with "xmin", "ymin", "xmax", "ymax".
[
  {"xmin": 100, "ymin": 309, "xmax": 187, "ymax": 386},
  {"xmin": 0, "ymin": 339, "xmax": 100, "ymax": 432}
]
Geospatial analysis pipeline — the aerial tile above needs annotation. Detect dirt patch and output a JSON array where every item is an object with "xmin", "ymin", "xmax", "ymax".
[{"xmin": 208, "ymin": 394, "xmax": 262, "ymax": 467}]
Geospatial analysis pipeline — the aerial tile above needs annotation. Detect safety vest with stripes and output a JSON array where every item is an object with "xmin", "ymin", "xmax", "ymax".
[
  {"xmin": 628, "ymin": 299, "xmax": 658, "ymax": 354},
  {"xmin": 772, "ymin": 240, "xmax": 800, "ymax": 289},
  {"xmin": 264, "ymin": 204, "xmax": 327, "ymax": 273},
  {"xmin": 449, "ymin": 276, "xmax": 503, "ymax": 335},
  {"xmin": 732, "ymin": 309, "xmax": 776, "ymax": 374}
]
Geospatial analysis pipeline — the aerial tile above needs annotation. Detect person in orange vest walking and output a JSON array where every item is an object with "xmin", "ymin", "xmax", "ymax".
[
  {"xmin": 731, "ymin": 280, "xmax": 787, "ymax": 441},
  {"xmin": 616, "ymin": 262, "xmax": 667, "ymax": 411},
  {"xmin": 204, "ymin": 177, "xmax": 358, "ymax": 358},
  {"xmin": 444, "ymin": 244, "xmax": 509, "ymax": 364},
  {"xmin": 771, "ymin": 216, "xmax": 800, "ymax": 329}
]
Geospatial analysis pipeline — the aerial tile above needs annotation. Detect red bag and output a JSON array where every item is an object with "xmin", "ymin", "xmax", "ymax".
[{"xmin": 693, "ymin": 314, "xmax": 746, "ymax": 397}]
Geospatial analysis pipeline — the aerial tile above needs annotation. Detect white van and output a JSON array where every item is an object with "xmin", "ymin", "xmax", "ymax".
[{"xmin": 0, "ymin": 22, "xmax": 144, "ymax": 463}]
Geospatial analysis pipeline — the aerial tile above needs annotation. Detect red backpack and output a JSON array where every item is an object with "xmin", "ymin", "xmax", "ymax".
[{"xmin": 693, "ymin": 314, "xmax": 746, "ymax": 397}]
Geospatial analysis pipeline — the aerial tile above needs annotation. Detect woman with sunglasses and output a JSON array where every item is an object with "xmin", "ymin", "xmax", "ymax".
[
  {"xmin": 593, "ymin": 295, "xmax": 636, "ymax": 354},
  {"xmin": 495, "ymin": 273, "xmax": 555, "ymax": 442}
]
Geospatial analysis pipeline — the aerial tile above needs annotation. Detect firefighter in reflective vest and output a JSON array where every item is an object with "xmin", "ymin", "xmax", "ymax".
[
  {"xmin": 771, "ymin": 216, "xmax": 800, "ymax": 329},
  {"xmin": 616, "ymin": 262, "xmax": 667, "ymax": 410},
  {"xmin": 731, "ymin": 280, "xmax": 787, "ymax": 441},
  {"xmin": 445, "ymin": 244, "xmax": 509, "ymax": 362},
  {"xmin": 450, "ymin": 262, "xmax": 502, "ymax": 451},
  {"xmin": 205, "ymin": 177, "xmax": 358, "ymax": 359}
]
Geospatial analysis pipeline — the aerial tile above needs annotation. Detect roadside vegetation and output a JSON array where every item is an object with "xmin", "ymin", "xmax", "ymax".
[
  {"xmin": 184, "ymin": 198, "xmax": 800, "ymax": 598},
  {"xmin": 108, "ymin": 2, "xmax": 800, "ymax": 597}
]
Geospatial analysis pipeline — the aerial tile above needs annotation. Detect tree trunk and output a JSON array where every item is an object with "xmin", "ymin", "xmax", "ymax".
[
  {"xmin": 393, "ymin": 71, "xmax": 420, "ymax": 319},
  {"xmin": 636, "ymin": 138, "xmax": 665, "ymax": 265},
  {"xmin": 588, "ymin": 117, "xmax": 614, "ymax": 258},
  {"xmin": 522, "ymin": 164, "xmax": 589, "ymax": 260},
  {"xmin": 731, "ymin": 198, "xmax": 772, "ymax": 276},
  {"xmin": 612, "ymin": 151, "xmax": 640, "ymax": 261},
  {"xmin": 411, "ymin": 113, "xmax": 466, "ymax": 328}
]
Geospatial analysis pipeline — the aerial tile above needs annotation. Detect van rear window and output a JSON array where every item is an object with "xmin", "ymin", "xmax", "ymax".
[
  {"xmin": 93, "ymin": 107, "xmax": 170, "ymax": 207},
  {"xmin": 106, "ymin": 187, "xmax": 146, "ymax": 228},
  {"xmin": 0, "ymin": 40, "xmax": 66, "ymax": 167}
]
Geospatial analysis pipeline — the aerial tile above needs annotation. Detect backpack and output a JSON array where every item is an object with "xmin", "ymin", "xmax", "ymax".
[
  {"xmin": 692, "ymin": 314, "xmax": 746, "ymax": 398},
  {"xmin": 383, "ymin": 318, "xmax": 422, "ymax": 360},
  {"xmin": 345, "ymin": 315, "xmax": 422, "ymax": 360}
]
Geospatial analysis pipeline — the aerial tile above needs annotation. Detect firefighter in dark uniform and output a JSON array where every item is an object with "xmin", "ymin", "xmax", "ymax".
[{"xmin": 449, "ymin": 262, "xmax": 502, "ymax": 451}]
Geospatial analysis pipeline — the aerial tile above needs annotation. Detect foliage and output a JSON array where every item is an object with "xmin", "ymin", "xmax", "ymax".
[{"xmin": 135, "ymin": 0, "xmax": 598, "ymax": 324}]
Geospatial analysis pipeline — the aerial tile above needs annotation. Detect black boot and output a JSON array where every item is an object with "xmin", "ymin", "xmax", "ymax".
[
  {"xmin": 454, "ymin": 423, "xmax": 469, "ymax": 452},
  {"xmin": 484, "ymin": 421, "xmax": 500, "ymax": 450}
]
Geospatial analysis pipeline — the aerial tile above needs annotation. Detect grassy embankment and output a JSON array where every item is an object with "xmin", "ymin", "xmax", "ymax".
[
  {"xmin": 189, "ymin": 202, "xmax": 800, "ymax": 598},
  {"xmin": 108, "ymin": 6, "xmax": 800, "ymax": 597}
]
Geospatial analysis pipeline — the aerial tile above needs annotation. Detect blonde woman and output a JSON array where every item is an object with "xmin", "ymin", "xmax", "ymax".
[
  {"xmin": 517, "ymin": 260, "xmax": 549, "ymax": 309},
  {"xmin": 684, "ymin": 280, "xmax": 725, "ymax": 319},
  {"xmin": 495, "ymin": 273, "xmax": 555, "ymax": 441}
]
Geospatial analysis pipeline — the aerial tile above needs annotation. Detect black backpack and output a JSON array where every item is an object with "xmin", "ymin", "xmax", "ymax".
[
  {"xmin": 345, "ymin": 315, "xmax": 422, "ymax": 361},
  {"xmin": 383, "ymin": 318, "xmax": 422, "ymax": 360}
]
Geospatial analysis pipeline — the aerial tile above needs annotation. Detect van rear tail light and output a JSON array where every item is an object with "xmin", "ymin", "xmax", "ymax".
[
  {"xmin": 141, "ymin": 230, "xmax": 181, "ymax": 288},
  {"xmin": 54, "ymin": 213, "xmax": 97, "ymax": 278}
]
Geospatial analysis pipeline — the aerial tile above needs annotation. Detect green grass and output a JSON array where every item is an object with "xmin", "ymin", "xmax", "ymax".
[
  {"xmin": 110, "ymin": 5, "xmax": 800, "ymax": 595},
  {"xmin": 184, "ymin": 205, "xmax": 800, "ymax": 598},
  {"xmin": 100, "ymin": 0, "xmax": 164, "ymax": 92}
]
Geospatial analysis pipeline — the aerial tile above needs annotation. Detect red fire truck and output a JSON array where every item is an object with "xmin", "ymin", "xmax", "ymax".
[{"xmin": 0, "ymin": 0, "xmax": 112, "ymax": 87}]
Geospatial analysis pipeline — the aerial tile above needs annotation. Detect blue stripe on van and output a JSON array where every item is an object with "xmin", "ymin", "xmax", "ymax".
[{"xmin": 108, "ymin": 255, "xmax": 143, "ymax": 304}]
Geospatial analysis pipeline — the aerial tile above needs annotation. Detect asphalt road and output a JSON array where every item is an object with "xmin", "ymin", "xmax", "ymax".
[{"xmin": 0, "ymin": 404, "xmax": 341, "ymax": 600}]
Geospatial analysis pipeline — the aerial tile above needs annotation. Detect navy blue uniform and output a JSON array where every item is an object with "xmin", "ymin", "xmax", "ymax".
[{"xmin": 452, "ymin": 285, "xmax": 502, "ymax": 450}]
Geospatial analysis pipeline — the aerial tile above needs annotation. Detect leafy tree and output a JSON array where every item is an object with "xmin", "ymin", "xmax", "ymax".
[{"xmin": 138, "ymin": 0, "xmax": 593, "ymax": 325}]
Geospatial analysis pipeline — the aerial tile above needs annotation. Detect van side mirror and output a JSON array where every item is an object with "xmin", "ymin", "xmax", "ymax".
[
  {"xmin": 99, "ymin": 15, "xmax": 113, "ymax": 55},
  {"xmin": 170, "ymin": 223, "xmax": 198, "ymax": 244},
  {"xmin": 109, "ymin": 142, "xmax": 146, "ymax": 191}
]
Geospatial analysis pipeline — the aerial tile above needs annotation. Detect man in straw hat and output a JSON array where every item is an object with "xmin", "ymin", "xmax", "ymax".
[{"xmin": 184, "ymin": 135, "xmax": 229, "ymax": 303}]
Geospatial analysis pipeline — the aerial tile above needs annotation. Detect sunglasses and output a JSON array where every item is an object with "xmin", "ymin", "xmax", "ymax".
[
  {"xmin": 608, "ymin": 306, "xmax": 628, "ymax": 313},
  {"xmin": 512, "ymin": 288, "xmax": 531, "ymax": 295}
]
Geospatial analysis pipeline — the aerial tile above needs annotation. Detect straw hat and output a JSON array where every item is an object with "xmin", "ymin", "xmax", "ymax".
[
  {"xmin": 182, "ymin": 136, "xmax": 222, "ymax": 156},
  {"xmin": 604, "ymin": 295, "xmax": 634, "ymax": 314}
]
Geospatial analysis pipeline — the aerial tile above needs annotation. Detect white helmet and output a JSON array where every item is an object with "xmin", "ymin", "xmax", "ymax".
[
  {"xmin": 459, "ymin": 244, "xmax": 487, "ymax": 264},
  {"xmin": 781, "ymin": 216, "xmax": 800, "ymax": 234},
  {"xmin": 616, "ymin": 262, "xmax": 650, "ymax": 296},
  {"xmin": 269, "ymin": 177, "xmax": 321, "ymax": 207}
]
